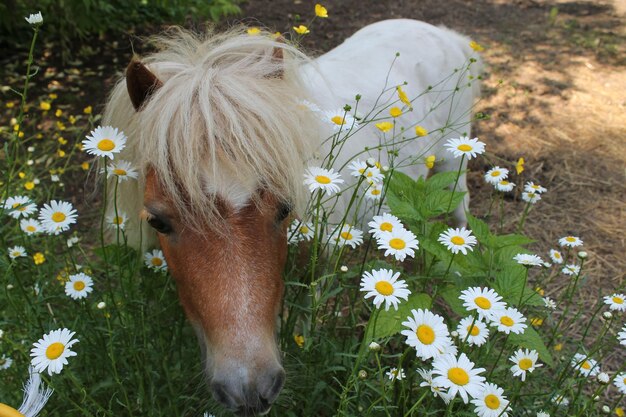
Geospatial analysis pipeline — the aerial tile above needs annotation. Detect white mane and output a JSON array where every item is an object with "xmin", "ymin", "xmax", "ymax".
[{"xmin": 103, "ymin": 27, "xmax": 319, "ymax": 245}]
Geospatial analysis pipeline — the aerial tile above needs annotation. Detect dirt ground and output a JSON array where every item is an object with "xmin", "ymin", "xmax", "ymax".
[{"xmin": 238, "ymin": 0, "xmax": 626, "ymax": 300}]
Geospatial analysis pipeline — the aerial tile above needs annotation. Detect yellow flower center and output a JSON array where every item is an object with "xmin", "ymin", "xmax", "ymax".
[
  {"xmin": 554, "ymin": 252, "xmax": 561, "ymax": 258},
  {"xmin": 11, "ymin": 251, "xmax": 20, "ymax": 257},
  {"xmin": 371, "ymin": 189, "xmax": 381, "ymax": 196},
  {"xmin": 500, "ymin": 180, "xmax": 509, "ymax": 185},
  {"xmin": 151, "ymin": 257, "xmax": 163, "ymax": 267},
  {"xmin": 380, "ymin": 222, "xmax": 393, "ymax": 232},
  {"xmin": 566, "ymin": 236, "xmax": 576, "ymax": 242},
  {"xmin": 113, "ymin": 168, "xmax": 127, "ymax": 176},
  {"xmin": 500, "ymin": 316, "xmax": 514, "ymax": 327},
  {"xmin": 450, "ymin": 236, "xmax": 465, "ymax": 245},
  {"xmin": 447, "ymin": 367, "xmax": 469, "ymax": 386},
  {"xmin": 457, "ymin": 144, "xmax": 473, "ymax": 152},
  {"xmin": 475, "ymin": 296, "xmax": 491, "ymax": 309},
  {"xmin": 331, "ymin": 116, "xmax": 345, "ymax": 125},
  {"xmin": 299, "ymin": 226, "xmax": 309, "ymax": 234},
  {"xmin": 45, "ymin": 342, "xmax": 65, "ymax": 360},
  {"xmin": 416, "ymin": 324, "xmax": 435, "ymax": 345},
  {"xmin": 490, "ymin": 171, "xmax": 500, "ymax": 177},
  {"xmin": 51, "ymin": 212, "xmax": 66, "ymax": 223},
  {"xmin": 112, "ymin": 216, "xmax": 124, "ymax": 225},
  {"xmin": 519, "ymin": 358, "xmax": 533, "ymax": 370},
  {"xmin": 340, "ymin": 231, "xmax": 353, "ymax": 240},
  {"xmin": 12, "ymin": 203, "xmax": 20, "ymax": 209},
  {"xmin": 484, "ymin": 394, "xmax": 500, "ymax": 410},
  {"xmin": 73, "ymin": 281, "xmax": 86, "ymax": 291},
  {"xmin": 581, "ymin": 361, "xmax": 591, "ymax": 370},
  {"xmin": 389, "ymin": 238, "xmax": 406, "ymax": 250},
  {"xmin": 27, "ymin": 225, "xmax": 36, "ymax": 232},
  {"xmin": 375, "ymin": 281, "xmax": 394, "ymax": 296},
  {"xmin": 467, "ymin": 324, "xmax": 480, "ymax": 336},
  {"xmin": 613, "ymin": 296, "xmax": 624, "ymax": 304},
  {"xmin": 315, "ymin": 175, "xmax": 331, "ymax": 184},
  {"xmin": 97, "ymin": 139, "xmax": 115, "ymax": 151}
]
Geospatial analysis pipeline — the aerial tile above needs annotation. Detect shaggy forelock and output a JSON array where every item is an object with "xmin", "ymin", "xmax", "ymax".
[{"xmin": 103, "ymin": 26, "xmax": 318, "ymax": 240}]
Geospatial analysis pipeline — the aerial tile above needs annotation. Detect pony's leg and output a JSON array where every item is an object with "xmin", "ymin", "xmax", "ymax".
[{"xmin": 436, "ymin": 154, "xmax": 469, "ymax": 228}]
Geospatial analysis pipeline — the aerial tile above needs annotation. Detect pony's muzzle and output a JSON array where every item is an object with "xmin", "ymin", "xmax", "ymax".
[{"xmin": 211, "ymin": 367, "xmax": 285, "ymax": 415}]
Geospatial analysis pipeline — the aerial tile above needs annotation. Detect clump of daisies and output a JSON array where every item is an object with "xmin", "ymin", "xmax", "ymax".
[{"xmin": 368, "ymin": 213, "xmax": 419, "ymax": 262}]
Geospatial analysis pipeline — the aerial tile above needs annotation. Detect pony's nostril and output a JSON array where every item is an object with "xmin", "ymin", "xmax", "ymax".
[
  {"xmin": 211, "ymin": 381, "xmax": 240, "ymax": 410},
  {"xmin": 258, "ymin": 368, "xmax": 286, "ymax": 404}
]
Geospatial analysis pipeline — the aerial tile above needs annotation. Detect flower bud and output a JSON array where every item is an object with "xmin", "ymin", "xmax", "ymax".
[
  {"xmin": 597, "ymin": 372, "xmax": 610, "ymax": 384},
  {"xmin": 368, "ymin": 341, "xmax": 381, "ymax": 352},
  {"xmin": 340, "ymin": 265, "xmax": 348, "ymax": 272},
  {"xmin": 602, "ymin": 311, "xmax": 613, "ymax": 320},
  {"xmin": 578, "ymin": 251, "xmax": 588, "ymax": 259},
  {"xmin": 450, "ymin": 331, "xmax": 459, "ymax": 338},
  {"xmin": 366, "ymin": 158, "xmax": 376, "ymax": 168},
  {"xmin": 602, "ymin": 405, "xmax": 610, "ymax": 413},
  {"xmin": 358, "ymin": 370, "xmax": 368, "ymax": 379},
  {"xmin": 97, "ymin": 302, "xmax": 106, "ymax": 310}
]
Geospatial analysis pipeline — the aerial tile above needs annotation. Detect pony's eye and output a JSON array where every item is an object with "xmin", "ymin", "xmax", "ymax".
[
  {"xmin": 276, "ymin": 202, "xmax": 292, "ymax": 222},
  {"xmin": 147, "ymin": 216, "xmax": 172, "ymax": 234}
]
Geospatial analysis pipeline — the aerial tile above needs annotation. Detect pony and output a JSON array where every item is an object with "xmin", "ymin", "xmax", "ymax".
[{"xmin": 103, "ymin": 19, "xmax": 481, "ymax": 415}]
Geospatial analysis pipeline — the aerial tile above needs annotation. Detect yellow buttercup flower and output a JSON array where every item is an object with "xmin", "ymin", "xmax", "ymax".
[
  {"xmin": 615, "ymin": 407, "xmax": 624, "ymax": 417},
  {"xmin": 315, "ymin": 4, "xmax": 328, "ymax": 18},
  {"xmin": 247, "ymin": 27, "xmax": 261, "ymax": 36},
  {"xmin": 24, "ymin": 181, "xmax": 35, "ymax": 190},
  {"xmin": 69, "ymin": 115, "xmax": 76, "ymax": 124},
  {"xmin": 294, "ymin": 334, "xmax": 305, "ymax": 348},
  {"xmin": 83, "ymin": 106, "xmax": 92, "ymax": 115},
  {"xmin": 389, "ymin": 107, "xmax": 402, "ymax": 118},
  {"xmin": 55, "ymin": 109, "xmax": 63, "ymax": 117},
  {"xmin": 18, "ymin": 172, "xmax": 26, "ymax": 179},
  {"xmin": 6, "ymin": 102, "xmax": 15, "ymax": 108},
  {"xmin": 57, "ymin": 150, "xmax": 66, "ymax": 158},
  {"xmin": 40, "ymin": 101, "xmax": 51, "ymax": 111},
  {"xmin": 58, "ymin": 137, "xmax": 67, "ymax": 145},
  {"xmin": 56, "ymin": 121, "xmax": 66, "ymax": 131},
  {"xmin": 81, "ymin": 162, "xmax": 89, "ymax": 170},
  {"xmin": 396, "ymin": 86, "xmax": 412, "ymax": 108},
  {"xmin": 425, "ymin": 155, "xmax": 436, "ymax": 169},
  {"xmin": 293, "ymin": 25, "xmax": 310, "ymax": 35},
  {"xmin": 33, "ymin": 252, "xmax": 45, "ymax": 265},
  {"xmin": 13, "ymin": 124, "xmax": 20, "ymax": 132},
  {"xmin": 415, "ymin": 126, "xmax": 428, "ymax": 137},
  {"xmin": 554, "ymin": 343, "xmax": 563, "ymax": 352},
  {"xmin": 375, "ymin": 122, "xmax": 394, "ymax": 132},
  {"xmin": 49, "ymin": 93, "xmax": 58, "ymax": 99},
  {"xmin": 469, "ymin": 41, "xmax": 484, "ymax": 52},
  {"xmin": 516, "ymin": 157, "xmax": 524, "ymax": 174},
  {"xmin": 530, "ymin": 317, "xmax": 543, "ymax": 326}
]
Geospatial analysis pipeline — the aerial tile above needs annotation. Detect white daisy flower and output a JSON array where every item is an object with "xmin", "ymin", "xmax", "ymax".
[
  {"xmin": 30, "ymin": 328, "xmax": 79, "ymax": 375},
  {"xmin": 360, "ymin": 268, "xmax": 411, "ymax": 311},
  {"xmin": 617, "ymin": 325, "xmax": 626, "ymax": 346},
  {"xmin": 513, "ymin": 253, "xmax": 544, "ymax": 267},
  {"xmin": 25, "ymin": 11, "xmax": 43, "ymax": 24},
  {"xmin": 471, "ymin": 382, "xmax": 511, "ymax": 417},
  {"xmin": 490, "ymin": 307, "xmax": 527, "ymax": 335},
  {"xmin": 416, "ymin": 368, "xmax": 454, "ymax": 404},
  {"xmin": 551, "ymin": 394, "xmax": 569, "ymax": 407},
  {"xmin": 376, "ymin": 228, "xmax": 419, "ymax": 262},
  {"xmin": 368, "ymin": 213, "xmax": 404, "ymax": 239},
  {"xmin": 613, "ymin": 372, "xmax": 626, "ymax": 394},
  {"xmin": 38, "ymin": 200, "xmax": 78, "ymax": 235},
  {"xmin": 82, "ymin": 125, "xmax": 127, "ymax": 159},
  {"xmin": 444, "ymin": 136, "xmax": 486, "ymax": 160},
  {"xmin": 20, "ymin": 218, "xmax": 43, "ymax": 235},
  {"xmin": 438, "ymin": 227, "xmax": 477, "ymax": 255},
  {"xmin": 509, "ymin": 348, "xmax": 542, "ymax": 381},
  {"xmin": 8, "ymin": 246, "xmax": 27, "ymax": 259},
  {"xmin": 297, "ymin": 99, "xmax": 321, "ymax": 113},
  {"xmin": 0, "ymin": 355, "xmax": 13, "ymax": 370},
  {"xmin": 495, "ymin": 180, "xmax": 515, "ymax": 192},
  {"xmin": 401, "ymin": 309, "xmax": 453, "ymax": 360},
  {"xmin": 549, "ymin": 249, "xmax": 563, "ymax": 264},
  {"xmin": 386, "ymin": 367, "xmax": 405, "ymax": 381},
  {"xmin": 543, "ymin": 297, "xmax": 557, "ymax": 310},
  {"xmin": 571, "ymin": 353, "xmax": 600, "ymax": 377},
  {"xmin": 107, "ymin": 160, "xmax": 138, "ymax": 181},
  {"xmin": 322, "ymin": 109, "xmax": 359, "ymax": 132},
  {"xmin": 604, "ymin": 293, "xmax": 626, "ymax": 312},
  {"xmin": 64, "ymin": 273, "xmax": 94, "ymax": 300},
  {"xmin": 521, "ymin": 191, "xmax": 541, "ymax": 204},
  {"xmin": 559, "ymin": 235, "xmax": 583, "ymax": 247},
  {"xmin": 432, "ymin": 353, "xmax": 486, "ymax": 404},
  {"xmin": 287, "ymin": 220, "xmax": 315, "ymax": 244},
  {"xmin": 597, "ymin": 372, "xmax": 610, "ymax": 384},
  {"xmin": 67, "ymin": 236, "xmax": 80, "ymax": 248},
  {"xmin": 303, "ymin": 166, "xmax": 344, "ymax": 195},
  {"xmin": 524, "ymin": 182, "xmax": 547, "ymax": 194},
  {"xmin": 364, "ymin": 181, "xmax": 384, "ymax": 201},
  {"xmin": 329, "ymin": 224, "xmax": 363, "ymax": 249},
  {"xmin": 106, "ymin": 212, "xmax": 128, "ymax": 230},
  {"xmin": 561, "ymin": 264, "xmax": 580, "ymax": 275},
  {"xmin": 3, "ymin": 195, "xmax": 37, "ymax": 218},
  {"xmin": 144, "ymin": 249, "xmax": 168, "ymax": 271},
  {"xmin": 537, "ymin": 411, "xmax": 550, "ymax": 417},
  {"xmin": 456, "ymin": 316, "xmax": 489, "ymax": 346},
  {"xmin": 459, "ymin": 287, "xmax": 506, "ymax": 321},
  {"xmin": 484, "ymin": 166, "xmax": 508, "ymax": 185},
  {"xmin": 348, "ymin": 159, "xmax": 384, "ymax": 183}
]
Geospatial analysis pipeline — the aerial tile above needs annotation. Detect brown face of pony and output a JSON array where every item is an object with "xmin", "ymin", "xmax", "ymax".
[{"xmin": 128, "ymin": 61, "xmax": 289, "ymax": 415}]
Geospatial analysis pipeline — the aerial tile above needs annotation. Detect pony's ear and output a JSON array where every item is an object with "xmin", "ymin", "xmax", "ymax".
[{"xmin": 126, "ymin": 59, "xmax": 163, "ymax": 111}]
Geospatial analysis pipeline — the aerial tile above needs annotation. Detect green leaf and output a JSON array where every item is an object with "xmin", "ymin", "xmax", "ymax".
[
  {"xmin": 439, "ymin": 286, "xmax": 467, "ymax": 316},
  {"xmin": 492, "ymin": 233, "xmax": 535, "ymax": 249},
  {"xmin": 508, "ymin": 326, "xmax": 554, "ymax": 367},
  {"xmin": 422, "ymin": 189, "xmax": 466, "ymax": 217},
  {"xmin": 424, "ymin": 170, "xmax": 464, "ymax": 192},
  {"xmin": 466, "ymin": 214, "xmax": 492, "ymax": 247},
  {"xmin": 366, "ymin": 293, "xmax": 431, "ymax": 339},
  {"xmin": 494, "ymin": 266, "xmax": 527, "ymax": 304}
]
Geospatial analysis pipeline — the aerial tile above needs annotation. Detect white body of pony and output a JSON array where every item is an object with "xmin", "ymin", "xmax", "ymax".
[{"xmin": 102, "ymin": 19, "xmax": 480, "ymax": 415}]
